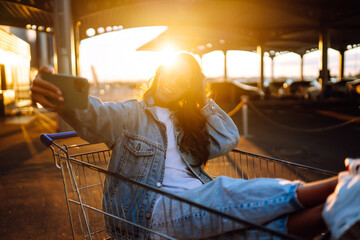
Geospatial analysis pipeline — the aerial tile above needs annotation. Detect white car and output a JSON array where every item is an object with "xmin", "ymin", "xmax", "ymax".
[{"xmin": 304, "ymin": 81, "xmax": 322, "ymax": 100}]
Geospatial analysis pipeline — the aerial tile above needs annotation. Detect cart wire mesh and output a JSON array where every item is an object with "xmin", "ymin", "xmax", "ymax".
[{"xmin": 42, "ymin": 133, "xmax": 336, "ymax": 240}]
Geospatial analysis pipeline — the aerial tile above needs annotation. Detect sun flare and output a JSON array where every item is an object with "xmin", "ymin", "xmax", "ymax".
[{"xmin": 158, "ymin": 45, "xmax": 179, "ymax": 66}]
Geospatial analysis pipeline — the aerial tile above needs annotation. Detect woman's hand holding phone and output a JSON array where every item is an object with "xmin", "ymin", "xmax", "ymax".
[{"xmin": 31, "ymin": 66, "xmax": 64, "ymax": 109}]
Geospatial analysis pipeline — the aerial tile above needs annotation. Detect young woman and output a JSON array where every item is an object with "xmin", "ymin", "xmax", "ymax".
[{"xmin": 31, "ymin": 52, "xmax": 339, "ymax": 239}]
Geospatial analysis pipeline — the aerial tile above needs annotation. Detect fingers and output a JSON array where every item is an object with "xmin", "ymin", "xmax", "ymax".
[
  {"xmin": 31, "ymin": 85, "xmax": 64, "ymax": 109},
  {"xmin": 32, "ymin": 77, "xmax": 62, "ymax": 96},
  {"xmin": 32, "ymin": 94, "xmax": 63, "ymax": 109},
  {"xmin": 33, "ymin": 65, "xmax": 60, "ymax": 97},
  {"xmin": 31, "ymin": 83, "xmax": 63, "ymax": 102},
  {"xmin": 38, "ymin": 65, "xmax": 54, "ymax": 75},
  {"xmin": 31, "ymin": 66, "xmax": 63, "ymax": 109}
]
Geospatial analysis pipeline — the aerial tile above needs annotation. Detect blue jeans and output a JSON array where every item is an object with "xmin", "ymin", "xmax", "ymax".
[{"xmin": 151, "ymin": 176, "xmax": 304, "ymax": 239}]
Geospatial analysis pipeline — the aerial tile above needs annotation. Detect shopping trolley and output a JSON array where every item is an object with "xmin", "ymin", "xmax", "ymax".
[{"xmin": 41, "ymin": 131, "xmax": 337, "ymax": 240}]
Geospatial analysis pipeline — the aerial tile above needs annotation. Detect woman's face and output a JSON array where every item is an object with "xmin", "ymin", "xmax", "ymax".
[{"xmin": 154, "ymin": 60, "xmax": 192, "ymax": 107}]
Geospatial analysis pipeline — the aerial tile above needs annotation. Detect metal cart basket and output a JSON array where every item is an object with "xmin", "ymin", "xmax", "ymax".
[{"xmin": 41, "ymin": 131, "xmax": 337, "ymax": 240}]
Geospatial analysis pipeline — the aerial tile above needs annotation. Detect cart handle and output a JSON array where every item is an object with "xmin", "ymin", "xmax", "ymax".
[{"xmin": 40, "ymin": 131, "xmax": 78, "ymax": 147}]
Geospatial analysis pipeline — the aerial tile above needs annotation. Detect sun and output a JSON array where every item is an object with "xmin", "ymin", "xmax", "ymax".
[{"xmin": 158, "ymin": 45, "xmax": 178, "ymax": 66}]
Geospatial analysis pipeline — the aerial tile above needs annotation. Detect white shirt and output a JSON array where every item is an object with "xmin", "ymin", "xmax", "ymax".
[{"xmin": 155, "ymin": 106, "xmax": 203, "ymax": 194}]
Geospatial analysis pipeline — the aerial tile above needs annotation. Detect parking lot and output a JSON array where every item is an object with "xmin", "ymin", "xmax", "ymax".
[{"xmin": 227, "ymin": 99, "xmax": 360, "ymax": 172}]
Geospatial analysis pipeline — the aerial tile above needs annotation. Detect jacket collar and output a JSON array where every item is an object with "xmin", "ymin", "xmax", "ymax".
[
  {"xmin": 144, "ymin": 95, "xmax": 156, "ymax": 107},
  {"xmin": 141, "ymin": 96, "xmax": 160, "ymax": 121}
]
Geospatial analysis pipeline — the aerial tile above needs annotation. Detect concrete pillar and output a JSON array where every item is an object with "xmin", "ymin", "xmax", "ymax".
[
  {"xmin": 37, "ymin": 32, "xmax": 49, "ymax": 67},
  {"xmin": 53, "ymin": 0, "xmax": 76, "ymax": 131},
  {"xmin": 74, "ymin": 21, "xmax": 81, "ymax": 76},
  {"xmin": 50, "ymin": 34, "xmax": 57, "ymax": 71},
  {"xmin": 223, "ymin": 50, "xmax": 235, "ymax": 102},
  {"xmin": 271, "ymin": 57, "xmax": 274, "ymax": 81},
  {"xmin": 199, "ymin": 54, "xmax": 203, "ymax": 70},
  {"xmin": 300, "ymin": 54, "xmax": 304, "ymax": 81},
  {"xmin": 47, "ymin": 34, "xmax": 55, "ymax": 66},
  {"xmin": 257, "ymin": 44, "xmax": 264, "ymax": 89},
  {"xmin": 270, "ymin": 56, "xmax": 275, "ymax": 81},
  {"xmin": 319, "ymin": 27, "xmax": 330, "ymax": 98},
  {"xmin": 339, "ymin": 48, "xmax": 345, "ymax": 81},
  {"xmin": 223, "ymin": 50, "xmax": 228, "ymax": 82},
  {"xmin": 269, "ymin": 51, "xmax": 276, "ymax": 82},
  {"xmin": 53, "ymin": 0, "xmax": 76, "ymax": 75}
]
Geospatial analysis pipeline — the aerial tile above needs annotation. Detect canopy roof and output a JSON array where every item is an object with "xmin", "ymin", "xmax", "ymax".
[
  {"xmin": 0, "ymin": 0, "xmax": 53, "ymax": 30},
  {"xmin": 1, "ymin": 0, "xmax": 360, "ymax": 54}
]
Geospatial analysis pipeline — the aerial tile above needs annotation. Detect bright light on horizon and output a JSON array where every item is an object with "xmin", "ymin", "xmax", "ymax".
[
  {"xmin": 79, "ymin": 26, "xmax": 360, "ymax": 83},
  {"xmin": 274, "ymin": 52, "xmax": 301, "ymax": 78},
  {"xmin": 79, "ymin": 26, "xmax": 168, "ymax": 82}
]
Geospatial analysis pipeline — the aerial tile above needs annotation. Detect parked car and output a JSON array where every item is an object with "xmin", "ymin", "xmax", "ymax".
[
  {"xmin": 304, "ymin": 81, "xmax": 322, "ymax": 100},
  {"xmin": 347, "ymin": 79, "xmax": 360, "ymax": 99},
  {"xmin": 210, "ymin": 80, "xmax": 265, "ymax": 102},
  {"xmin": 279, "ymin": 80, "xmax": 317, "ymax": 99},
  {"xmin": 266, "ymin": 81, "xmax": 286, "ymax": 98},
  {"xmin": 328, "ymin": 78, "xmax": 356, "ymax": 97}
]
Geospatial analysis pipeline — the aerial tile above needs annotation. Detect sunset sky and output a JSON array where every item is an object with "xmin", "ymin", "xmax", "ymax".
[{"xmin": 79, "ymin": 26, "xmax": 360, "ymax": 83}]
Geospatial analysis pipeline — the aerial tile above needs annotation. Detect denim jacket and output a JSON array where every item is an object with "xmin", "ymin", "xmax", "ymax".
[{"xmin": 58, "ymin": 96, "xmax": 239, "ymax": 237}]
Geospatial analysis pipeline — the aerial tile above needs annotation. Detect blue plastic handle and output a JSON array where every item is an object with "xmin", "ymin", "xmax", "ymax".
[{"xmin": 40, "ymin": 131, "xmax": 78, "ymax": 147}]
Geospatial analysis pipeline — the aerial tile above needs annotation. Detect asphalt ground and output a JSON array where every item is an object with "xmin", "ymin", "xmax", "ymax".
[
  {"xmin": 1, "ymin": 98, "xmax": 360, "ymax": 239},
  {"xmin": 0, "ymin": 111, "xmax": 73, "ymax": 239},
  {"xmin": 226, "ymin": 99, "xmax": 360, "ymax": 173}
]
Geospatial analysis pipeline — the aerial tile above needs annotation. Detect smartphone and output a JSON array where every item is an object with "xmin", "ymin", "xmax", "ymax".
[{"xmin": 42, "ymin": 73, "xmax": 90, "ymax": 109}]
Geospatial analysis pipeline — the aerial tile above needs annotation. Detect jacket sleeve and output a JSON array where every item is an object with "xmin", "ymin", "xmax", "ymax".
[
  {"xmin": 201, "ymin": 99, "xmax": 240, "ymax": 159},
  {"xmin": 57, "ymin": 96, "xmax": 133, "ymax": 148}
]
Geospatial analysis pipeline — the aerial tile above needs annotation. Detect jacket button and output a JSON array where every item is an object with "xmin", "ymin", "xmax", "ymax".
[
  {"xmin": 156, "ymin": 182, "xmax": 162, "ymax": 188},
  {"xmin": 145, "ymin": 212, "xmax": 151, "ymax": 218}
]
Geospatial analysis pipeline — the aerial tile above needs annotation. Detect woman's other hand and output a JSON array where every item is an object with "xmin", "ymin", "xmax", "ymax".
[{"xmin": 30, "ymin": 66, "xmax": 64, "ymax": 109}]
